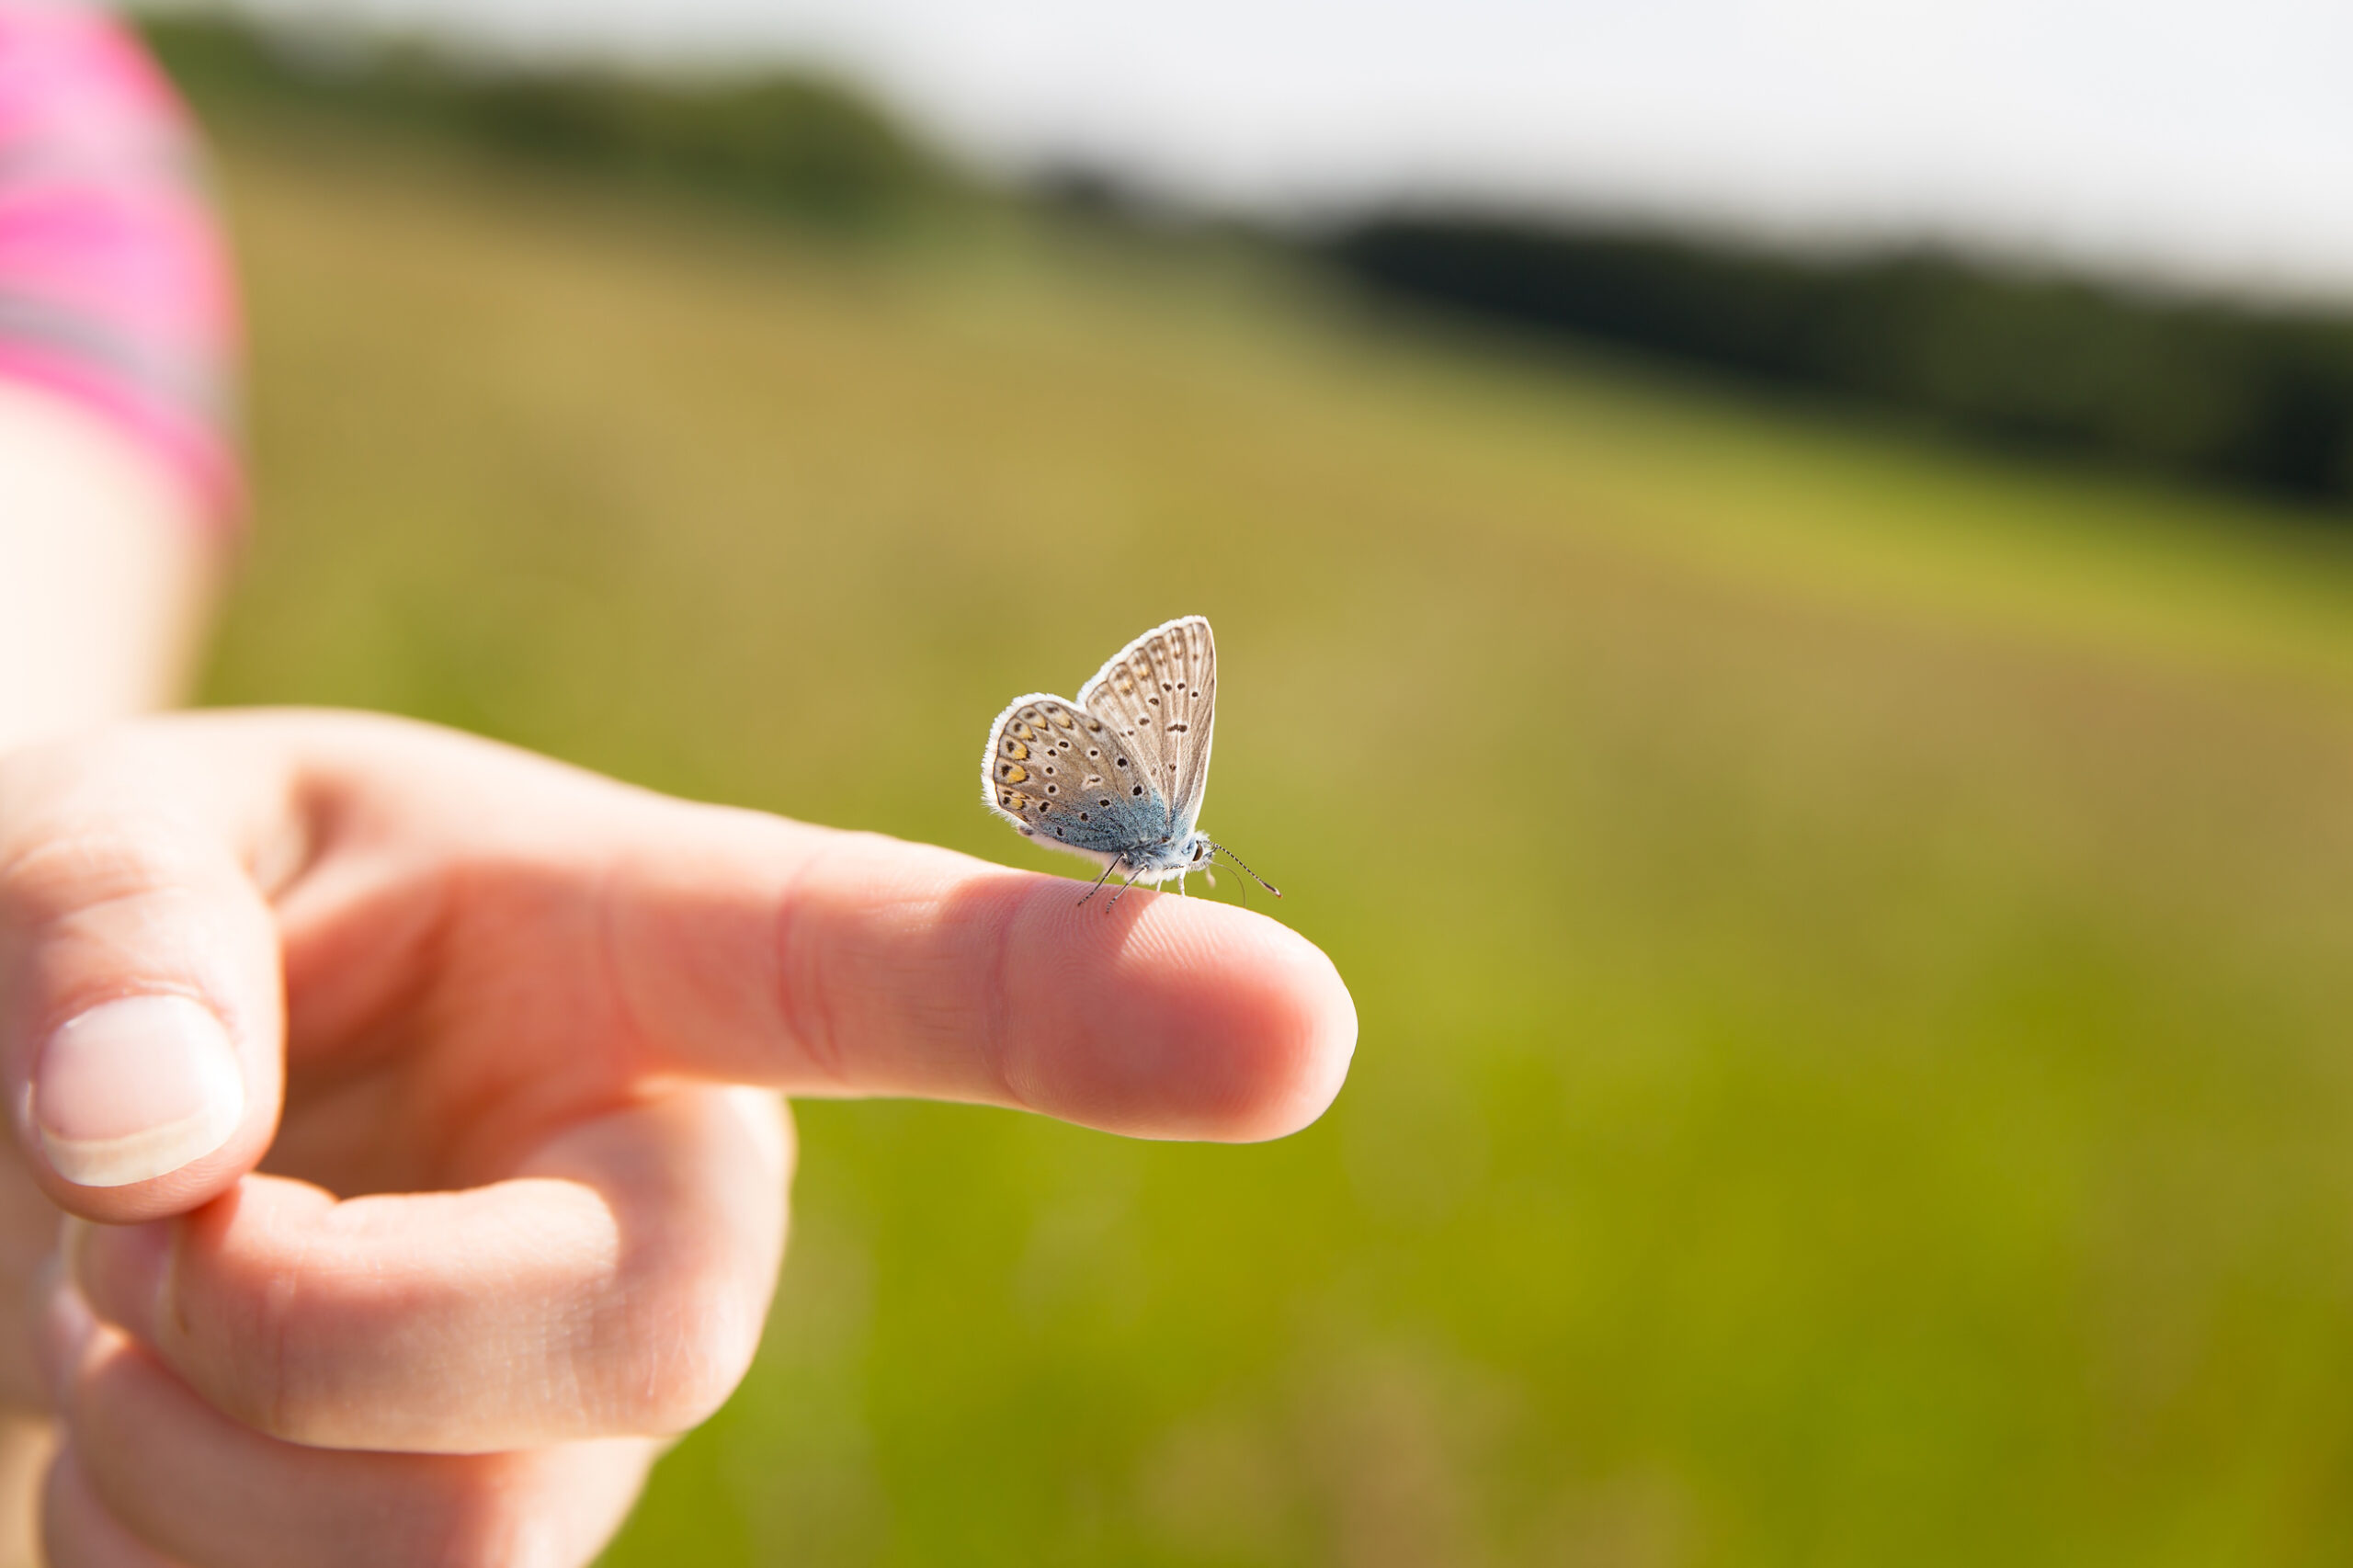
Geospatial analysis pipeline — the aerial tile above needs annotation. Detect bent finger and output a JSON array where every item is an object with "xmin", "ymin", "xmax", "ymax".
[
  {"xmin": 72, "ymin": 1085, "xmax": 789, "ymax": 1452},
  {"xmin": 42, "ymin": 1444, "xmax": 180, "ymax": 1568},
  {"xmin": 0, "ymin": 729, "xmax": 287, "ymax": 1220},
  {"xmin": 46, "ymin": 1289, "xmax": 657, "ymax": 1568}
]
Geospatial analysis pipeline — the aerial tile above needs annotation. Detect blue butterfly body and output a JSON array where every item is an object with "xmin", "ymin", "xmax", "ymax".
[{"xmin": 983, "ymin": 615, "xmax": 1233, "ymax": 896}]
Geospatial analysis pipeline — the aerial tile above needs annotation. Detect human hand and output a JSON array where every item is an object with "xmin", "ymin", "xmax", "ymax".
[{"xmin": 0, "ymin": 710, "xmax": 1355, "ymax": 1566}]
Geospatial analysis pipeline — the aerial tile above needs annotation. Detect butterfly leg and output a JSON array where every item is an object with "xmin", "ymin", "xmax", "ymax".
[
  {"xmin": 1107, "ymin": 866, "xmax": 1139, "ymax": 909},
  {"xmin": 1076, "ymin": 855, "xmax": 1124, "ymax": 908}
]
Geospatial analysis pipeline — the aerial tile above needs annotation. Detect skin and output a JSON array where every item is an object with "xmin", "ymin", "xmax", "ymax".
[
  {"xmin": 0, "ymin": 383, "xmax": 223, "ymax": 1565},
  {"xmin": 0, "ymin": 382, "xmax": 221, "ymax": 756},
  {"xmin": 0, "ymin": 393, "xmax": 1358, "ymax": 1566}
]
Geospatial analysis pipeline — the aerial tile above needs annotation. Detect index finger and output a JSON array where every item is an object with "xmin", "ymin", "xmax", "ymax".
[{"xmin": 595, "ymin": 812, "xmax": 1357, "ymax": 1142}]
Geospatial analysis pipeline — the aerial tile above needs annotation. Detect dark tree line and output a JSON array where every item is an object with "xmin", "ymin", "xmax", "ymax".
[
  {"xmin": 142, "ymin": 13, "xmax": 2353, "ymax": 511},
  {"xmin": 1328, "ymin": 218, "xmax": 2353, "ymax": 508},
  {"xmin": 141, "ymin": 13, "xmax": 960, "ymax": 230}
]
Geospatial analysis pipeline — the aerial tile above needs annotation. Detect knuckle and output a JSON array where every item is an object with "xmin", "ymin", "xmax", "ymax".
[
  {"xmin": 222, "ymin": 1346, "xmax": 301, "ymax": 1448},
  {"xmin": 0, "ymin": 816, "xmax": 206, "ymax": 926},
  {"xmin": 607, "ymin": 1261, "xmax": 765, "ymax": 1435},
  {"xmin": 191, "ymin": 1246, "xmax": 313, "ymax": 1444}
]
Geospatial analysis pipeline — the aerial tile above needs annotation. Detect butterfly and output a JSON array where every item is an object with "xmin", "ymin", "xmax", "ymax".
[{"xmin": 983, "ymin": 615, "xmax": 1279, "ymax": 906}]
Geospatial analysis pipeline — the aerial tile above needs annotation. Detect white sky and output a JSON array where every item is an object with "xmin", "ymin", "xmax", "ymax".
[{"xmin": 178, "ymin": 0, "xmax": 2353, "ymax": 301}]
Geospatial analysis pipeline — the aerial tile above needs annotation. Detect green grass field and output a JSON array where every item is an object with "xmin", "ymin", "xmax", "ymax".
[{"xmin": 191, "ymin": 109, "xmax": 2353, "ymax": 1566}]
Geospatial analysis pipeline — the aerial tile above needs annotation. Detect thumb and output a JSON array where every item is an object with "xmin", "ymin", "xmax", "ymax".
[{"xmin": 0, "ymin": 736, "xmax": 282, "ymax": 1221}]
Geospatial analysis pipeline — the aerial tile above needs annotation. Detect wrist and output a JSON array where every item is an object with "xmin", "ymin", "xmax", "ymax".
[{"xmin": 0, "ymin": 381, "xmax": 222, "ymax": 754}]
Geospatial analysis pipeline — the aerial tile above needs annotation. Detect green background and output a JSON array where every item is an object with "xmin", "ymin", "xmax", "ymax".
[{"xmin": 193, "ymin": 108, "xmax": 2353, "ymax": 1565}]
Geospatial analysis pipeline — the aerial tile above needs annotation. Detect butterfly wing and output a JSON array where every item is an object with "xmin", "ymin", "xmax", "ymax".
[
  {"xmin": 1076, "ymin": 615, "xmax": 1216, "ymax": 836},
  {"xmin": 983, "ymin": 692, "xmax": 1169, "ymax": 865}
]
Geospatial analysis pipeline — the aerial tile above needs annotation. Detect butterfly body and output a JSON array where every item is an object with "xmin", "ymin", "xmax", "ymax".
[{"xmin": 983, "ymin": 615, "xmax": 1268, "ymax": 900}]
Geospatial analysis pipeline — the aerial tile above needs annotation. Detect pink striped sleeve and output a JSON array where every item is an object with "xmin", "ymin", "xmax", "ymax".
[{"xmin": 0, "ymin": 2, "xmax": 240, "ymax": 524}]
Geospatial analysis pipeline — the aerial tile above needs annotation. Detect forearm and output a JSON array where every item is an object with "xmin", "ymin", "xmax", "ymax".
[{"xmin": 0, "ymin": 382, "xmax": 222, "ymax": 753}]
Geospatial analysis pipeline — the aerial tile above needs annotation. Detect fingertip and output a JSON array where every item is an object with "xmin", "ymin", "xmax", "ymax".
[
  {"xmin": 32, "ymin": 997, "xmax": 244, "ymax": 1191},
  {"xmin": 21, "ymin": 999, "xmax": 278, "ymax": 1224},
  {"xmin": 1165, "ymin": 903, "xmax": 1357, "ymax": 1142},
  {"xmin": 0, "ymin": 778, "xmax": 288, "ymax": 1221},
  {"xmin": 1012, "ymin": 887, "xmax": 1358, "ymax": 1143},
  {"xmin": 1231, "ymin": 917, "xmax": 1358, "ymax": 1141}
]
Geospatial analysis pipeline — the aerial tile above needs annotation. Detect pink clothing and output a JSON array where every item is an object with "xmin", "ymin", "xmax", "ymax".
[{"xmin": 0, "ymin": 2, "xmax": 238, "ymax": 520}]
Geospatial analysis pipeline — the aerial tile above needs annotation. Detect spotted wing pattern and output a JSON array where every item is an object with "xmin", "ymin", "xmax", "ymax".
[
  {"xmin": 982, "ymin": 693, "xmax": 1169, "ymax": 863},
  {"xmin": 1075, "ymin": 616, "xmax": 1216, "ymax": 837}
]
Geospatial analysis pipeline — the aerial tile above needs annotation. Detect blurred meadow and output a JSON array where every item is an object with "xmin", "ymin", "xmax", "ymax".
[{"xmin": 168, "ymin": 43, "xmax": 2353, "ymax": 1567}]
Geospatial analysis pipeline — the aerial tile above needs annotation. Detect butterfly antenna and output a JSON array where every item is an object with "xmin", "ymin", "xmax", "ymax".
[
  {"xmin": 1076, "ymin": 856, "xmax": 1122, "ymax": 908},
  {"xmin": 1209, "ymin": 841, "xmax": 1281, "ymax": 898}
]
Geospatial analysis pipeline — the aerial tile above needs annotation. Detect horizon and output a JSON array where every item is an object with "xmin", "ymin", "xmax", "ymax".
[{"xmin": 129, "ymin": 0, "xmax": 2353, "ymax": 306}]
